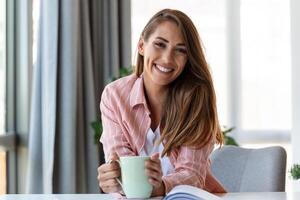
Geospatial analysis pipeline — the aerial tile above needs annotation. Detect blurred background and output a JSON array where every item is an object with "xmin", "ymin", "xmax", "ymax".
[{"xmin": 0, "ymin": 0, "xmax": 299, "ymax": 195}]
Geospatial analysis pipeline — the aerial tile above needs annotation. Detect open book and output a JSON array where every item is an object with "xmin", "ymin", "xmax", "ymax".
[{"xmin": 163, "ymin": 185, "xmax": 221, "ymax": 200}]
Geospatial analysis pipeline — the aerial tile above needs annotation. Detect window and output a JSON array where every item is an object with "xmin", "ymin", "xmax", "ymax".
[
  {"xmin": 32, "ymin": 0, "xmax": 40, "ymax": 65},
  {"xmin": 240, "ymin": 0, "xmax": 291, "ymax": 131},
  {"xmin": 0, "ymin": 0, "xmax": 7, "ymax": 194},
  {"xmin": 0, "ymin": 0, "xmax": 34, "ymax": 193}
]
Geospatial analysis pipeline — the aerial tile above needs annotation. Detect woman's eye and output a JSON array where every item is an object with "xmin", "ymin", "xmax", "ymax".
[
  {"xmin": 154, "ymin": 42, "xmax": 166, "ymax": 48},
  {"xmin": 176, "ymin": 48, "xmax": 187, "ymax": 54}
]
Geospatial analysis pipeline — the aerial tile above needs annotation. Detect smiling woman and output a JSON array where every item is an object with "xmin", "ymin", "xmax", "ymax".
[
  {"xmin": 97, "ymin": 9, "xmax": 225, "ymax": 197},
  {"xmin": 137, "ymin": 21, "xmax": 187, "ymax": 89},
  {"xmin": 131, "ymin": 0, "xmax": 229, "ymax": 128}
]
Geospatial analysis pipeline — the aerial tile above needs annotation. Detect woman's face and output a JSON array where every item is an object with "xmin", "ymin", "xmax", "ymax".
[{"xmin": 138, "ymin": 21, "xmax": 188, "ymax": 88}]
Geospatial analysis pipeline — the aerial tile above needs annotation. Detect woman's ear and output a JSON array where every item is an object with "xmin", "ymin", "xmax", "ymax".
[{"xmin": 138, "ymin": 38, "xmax": 144, "ymax": 56}]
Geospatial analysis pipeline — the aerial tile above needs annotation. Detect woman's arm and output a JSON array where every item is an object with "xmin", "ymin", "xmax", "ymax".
[
  {"xmin": 98, "ymin": 87, "xmax": 136, "ymax": 193},
  {"xmin": 100, "ymin": 87, "xmax": 136, "ymax": 160},
  {"xmin": 162, "ymin": 144, "xmax": 226, "ymax": 193}
]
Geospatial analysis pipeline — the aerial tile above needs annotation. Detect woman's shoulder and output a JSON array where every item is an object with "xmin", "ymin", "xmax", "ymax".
[
  {"xmin": 101, "ymin": 73, "xmax": 138, "ymax": 101},
  {"xmin": 104, "ymin": 73, "xmax": 137, "ymax": 93}
]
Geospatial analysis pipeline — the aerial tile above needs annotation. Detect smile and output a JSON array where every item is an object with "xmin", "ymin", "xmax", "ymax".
[{"xmin": 155, "ymin": 64, "xmax": 173, "ymax": 73}]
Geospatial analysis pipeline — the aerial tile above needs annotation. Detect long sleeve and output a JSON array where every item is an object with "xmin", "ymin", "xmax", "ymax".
[
  {"xmin": 100, "ymin": 87, "xmax": 136, "ymax": 161},
  {"xmin": 162, "ymin": 142, "xmax": 216, "ymax": 193}
]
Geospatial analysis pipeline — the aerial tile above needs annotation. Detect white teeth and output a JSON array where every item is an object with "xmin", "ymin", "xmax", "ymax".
[{"xmin": 156, "ymin": 64, "xmax": 172, "ymax": 73}]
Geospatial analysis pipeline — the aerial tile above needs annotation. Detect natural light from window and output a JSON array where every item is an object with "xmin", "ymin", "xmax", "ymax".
[
  {"xmin": 240, "ymin": 0, "xmax": 291, "ymax": 131},
  {"xmin": 32, "ymin": 0, "xmax": 40, "ymax": 65}
]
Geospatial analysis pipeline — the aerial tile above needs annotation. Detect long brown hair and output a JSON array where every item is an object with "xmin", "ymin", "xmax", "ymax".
[{"xmin": 135, "ymin": 9, "xmax": 223, "ymax": 156}]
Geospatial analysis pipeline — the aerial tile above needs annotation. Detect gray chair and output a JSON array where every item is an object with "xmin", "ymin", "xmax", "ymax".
[{"xmin": 210, "ymin": 145, "xmax": 287, "ymax": 192}]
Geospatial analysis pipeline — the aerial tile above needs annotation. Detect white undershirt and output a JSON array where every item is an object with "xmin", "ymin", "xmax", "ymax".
[{"xmin": 139, "ymin": 127, "xmax": 174, "ymax": 176}]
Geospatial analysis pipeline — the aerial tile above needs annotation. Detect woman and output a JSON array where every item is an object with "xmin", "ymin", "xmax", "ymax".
[{"xmin": 97, "ymin": 9, "xmax": 226, "ymax": 196}]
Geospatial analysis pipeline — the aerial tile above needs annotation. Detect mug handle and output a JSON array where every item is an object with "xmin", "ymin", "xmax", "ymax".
[{"xmin": 108, "ymin": 159, "xmax": 123, "ymax": 189}]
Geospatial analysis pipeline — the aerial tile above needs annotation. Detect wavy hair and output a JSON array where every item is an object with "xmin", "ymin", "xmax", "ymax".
[{"xmin": 135, "ymin": 9, "xmax": 223, "ymax": 156}]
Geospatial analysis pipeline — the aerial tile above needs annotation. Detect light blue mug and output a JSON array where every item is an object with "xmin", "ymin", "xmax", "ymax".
[{"xmin": 115, "ymin": 156, "xmax": 153, "ymax": 198}]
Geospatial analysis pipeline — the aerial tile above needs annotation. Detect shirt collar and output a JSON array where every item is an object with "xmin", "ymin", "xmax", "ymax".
[{"xmin": 130, "ymin": 74, "xmax": 151, "ymax": 114}]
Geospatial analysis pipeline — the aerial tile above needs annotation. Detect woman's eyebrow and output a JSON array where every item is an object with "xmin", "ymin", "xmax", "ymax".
[
  {"xmin": 155, "ymin": 36, "xmax": 169, "ymax": 42},
  {"xmin": 155, "ymin": 36, "xmax": 186, "ymax": 47}
]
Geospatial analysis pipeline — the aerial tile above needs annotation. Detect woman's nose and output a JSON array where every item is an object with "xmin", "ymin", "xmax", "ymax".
[{"xmin": 162, "ymin": 50, "xmax": 173, "ymax": 63}]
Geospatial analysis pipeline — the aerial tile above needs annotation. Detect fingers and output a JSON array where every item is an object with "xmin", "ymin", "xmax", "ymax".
[
  {"xmin": 146, "ymin": 168, "xmax": 162, "ymax": 185},
  {"xmin": 151, "ymin": 152, "xmax": 160, "ymax": 160},
  {"xmin": 109, "ymin": 152, "xmax": 120, "ymax": 162},
  {"xmin": 145, "ymin": 166, "xmax": 162, "ymax": 177},
  {"xmin": 100, "ymin": 168, "xmax": 121, "ymax": 181},
  {"xmin": 148, "ymin": 177, "xmax": 162, "ymax": 188},
  {"xmin": 101, "ymin": 184, "xmax": 122, "ymax": 194},
  {"xmin": 145, "ymin": 154, "xmax": 161, "ymax": 174},
  {"xmin": 97, "ymin": 152, "xmax": 121, "ymax": 193},
  {"xmin": 145, "ymin": 153, "xmax": 163, "ymax": 188},
  {"xmin": 98, "ymin": 161, "xmax": 120, "ymax": 174},
  {"xmin": 145, "ymin": 160, "xmax": 161, "ymax": 172},
  {"xmin": 97, "ymin": 162, "xmax": 120, "ymax": 182},
  {"xmin": 100, "ymin": 177, "xmax": 120, "ymax": 188}
]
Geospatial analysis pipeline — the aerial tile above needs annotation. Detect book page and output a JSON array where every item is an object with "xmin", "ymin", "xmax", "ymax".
[{"xmin": 167, "ymin": 185, "xmax": 221, "ymax": 200}]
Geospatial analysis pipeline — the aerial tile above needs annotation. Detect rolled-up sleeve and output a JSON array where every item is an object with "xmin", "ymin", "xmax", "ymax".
[
  {"xmin": 162, "ymin": 142, "xmax": 213, "ymax": 193},
  {"xmin": 100, "ymin": 87, "xmax": 135, "ymax": 161}
]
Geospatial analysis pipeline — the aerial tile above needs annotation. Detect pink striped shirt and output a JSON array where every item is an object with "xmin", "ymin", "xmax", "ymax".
[{"xmin": 100, "ymin": 74, "xmax": 226, "ymax": 193}]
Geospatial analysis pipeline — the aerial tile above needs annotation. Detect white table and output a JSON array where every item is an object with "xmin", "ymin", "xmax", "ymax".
[
  {"xmin": 0, "ymin": 194, "xmax": 114, "ymax": 200},
  {"xmin": 0, "ymin": 192, "xmax": 300, "ymax": 200},
  {"xmin": 218, "ymin": 192, "xmax": 300, "ymax": 200}
]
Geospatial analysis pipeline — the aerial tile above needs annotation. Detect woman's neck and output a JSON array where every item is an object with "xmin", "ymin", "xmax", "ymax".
[
  {"xmin": 143, "ymin": 80, "xmax": 168, "ymax": 129},
  {"xmin": 144, "ymin": 84, "xmax": 167, "ymax": 107}
]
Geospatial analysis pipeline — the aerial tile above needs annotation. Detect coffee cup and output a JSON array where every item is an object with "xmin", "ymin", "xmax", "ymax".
[{"xmin": 114, "ymin": 156, "xmax": 153, "ymax": 198}]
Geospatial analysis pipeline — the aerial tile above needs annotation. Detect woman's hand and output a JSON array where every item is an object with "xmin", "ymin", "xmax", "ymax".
[
  {"xmin": 145, "ymin": 153, "xmax": 165, "ymax": 196},
  {"xmin": 97, "ymin": 153, "xmax": 121, "ymax": 193}
]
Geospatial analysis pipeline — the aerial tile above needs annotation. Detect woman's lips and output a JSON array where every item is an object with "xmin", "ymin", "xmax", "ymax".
[{"xmin": 154, "ymin": 64, "xmax": 173, "ymax": 73}]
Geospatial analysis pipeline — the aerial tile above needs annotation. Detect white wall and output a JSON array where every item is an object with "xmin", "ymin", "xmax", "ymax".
[{"xmin": 291, "ymin": 0, "xmax": 300, "ymax": 164}]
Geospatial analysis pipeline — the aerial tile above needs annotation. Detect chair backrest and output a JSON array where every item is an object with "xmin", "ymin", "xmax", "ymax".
[{"xmin": 210, "ymin": 145, "xmax": 287, "ymax": 192}]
